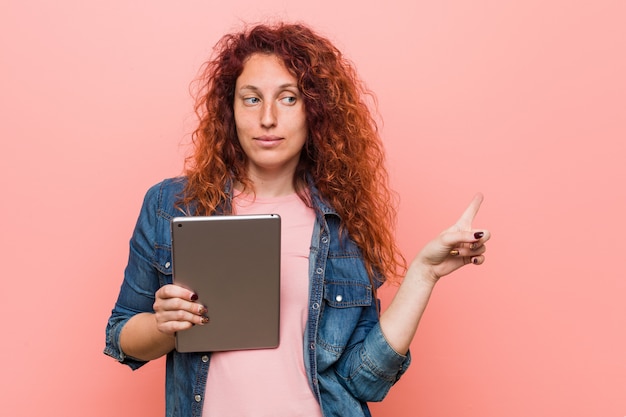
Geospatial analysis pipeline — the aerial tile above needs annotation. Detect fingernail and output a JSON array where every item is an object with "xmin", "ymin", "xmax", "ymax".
[
  {"xmin": 472, "ymin": 257, "xmax": 479, "ymax": 264},
  {"xmin": 474, "ymin": 232, "xmax": 484, "ymax": 239},
  {"xmin": 201, "ymin": 316, "xmax": 210, "ymax": 324},
  {"xmin": 449, "ymin": 250, "xmax": 460, "ymax": 256},
  {"xmin": 199, "ymin": 306, "xmax": 208, "ymax": 315},
  {"xmin": 190, "ymin": 293, "xmax": 198, "ymax": 301}
]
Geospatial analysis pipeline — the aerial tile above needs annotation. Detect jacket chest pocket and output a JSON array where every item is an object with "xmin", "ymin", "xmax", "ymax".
[
  {"xmin": 317, "ymin": 281, "xmax": 373, "ymax": 354},
  {"xmin": 154, "ymin": 244, "xmax": 174, "ymax": 287},
  {"xmin": 324, "ymin": 281, "xmax": 371, "ymax": 307}
]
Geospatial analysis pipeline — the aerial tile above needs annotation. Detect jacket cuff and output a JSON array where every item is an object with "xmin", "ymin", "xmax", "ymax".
[
  {"xmin": 104, "ymin": 317, "xmax": 147, "ymax": 371},
  {"xmin": 362, "ymin": 322, "xmax": 411, "ymax": 381}
]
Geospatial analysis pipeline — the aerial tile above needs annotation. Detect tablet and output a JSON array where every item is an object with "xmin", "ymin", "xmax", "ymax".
[{"xmin": 171, "ymin": 214, "xmax": 281, "ymax": 352}]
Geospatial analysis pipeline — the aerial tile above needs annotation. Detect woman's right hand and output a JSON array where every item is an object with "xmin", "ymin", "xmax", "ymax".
[{"xmin": 153, "ymin": 284, "xmax": 209, "ymax": 336}]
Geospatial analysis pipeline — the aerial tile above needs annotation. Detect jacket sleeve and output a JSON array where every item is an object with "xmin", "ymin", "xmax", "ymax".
[
  {"xmin": 103, "ymin": 183, "xmax": 164, "ymax": 370},
  {"xmin": 333, "ymin": 301, "xmax": 411, "ymax": 402}
]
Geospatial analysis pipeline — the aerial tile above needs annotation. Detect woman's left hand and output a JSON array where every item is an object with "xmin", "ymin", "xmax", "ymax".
[
  {"xmin": 380, "ymin": 194, "xmax": 491, "ymax": 354},
  {"xmin": 412, "ymin": 193, "xmax": 491, "ymax": 283}
]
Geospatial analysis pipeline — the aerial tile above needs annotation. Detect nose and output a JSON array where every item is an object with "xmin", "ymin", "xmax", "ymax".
[{"xmin": 260, "ymin": 101, "xmax": 277, "ymax": 128}]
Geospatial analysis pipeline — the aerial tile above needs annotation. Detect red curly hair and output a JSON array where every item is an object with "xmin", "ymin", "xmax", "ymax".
[{"xmin": 181, "ymin": 22, "xmax": 406, "ymax": 285}]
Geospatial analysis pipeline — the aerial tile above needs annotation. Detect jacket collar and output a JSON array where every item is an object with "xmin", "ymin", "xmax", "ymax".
[{"xmin": 306, "ymin": 176, "xmax": 339, "ymax": 218}]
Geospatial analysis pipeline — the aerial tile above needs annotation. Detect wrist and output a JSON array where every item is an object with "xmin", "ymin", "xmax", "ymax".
[{"xmin": 406, "ymin": 260, "xmax": 440, "ymax": 287}]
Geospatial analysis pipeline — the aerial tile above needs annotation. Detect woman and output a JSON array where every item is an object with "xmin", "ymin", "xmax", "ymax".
[{"xmin": 105, "ymin": 22, "xmax": 490, "ymax": 417}]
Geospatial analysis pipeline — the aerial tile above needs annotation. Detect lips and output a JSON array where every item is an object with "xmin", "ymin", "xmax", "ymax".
[
  {"xmin": 254, "ymin": 135, "xmax": 283, "ymax": 142},
  {"xmin": 253, "ymin": 135, "xmax": 284, "ymax": 148}
]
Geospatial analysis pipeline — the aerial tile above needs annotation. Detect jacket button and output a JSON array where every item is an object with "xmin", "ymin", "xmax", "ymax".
[
  {"xmin": 312, "ymin": 303, "xmax": 319, "ymax": 310},
  {"xmin": 321, "ymin": 237, "xmax": 329, "ymax": 243},
  {"xmin": 316, "ymin": 268, "xmax": 323, "ymax": 274},
  {"xmin": 335, "ymin": 295, "xmax": 343, "ymax": 302},
  {"xmin": 194, "ymin": 395, "xmax": 202, "ymax": 402},
  {"xmin": 201, "ymin": 355, "xmax": 209, "ymax": 363},
  {"xmin": 164, "ymin": 262, "xmax": 171, "ymax": 268}
]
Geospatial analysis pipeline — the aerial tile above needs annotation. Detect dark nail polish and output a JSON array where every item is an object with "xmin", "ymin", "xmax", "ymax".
[
  {"xmin": 190, "ymin": 293, "xmax": 198, "ymax": 301},
  {"xmin": 474, "ymin": 232, "xmax": 484, "ymax": 239},
  {"xmin": 472, "ymin": 257, "xmax": 479, "ymax": 264}
]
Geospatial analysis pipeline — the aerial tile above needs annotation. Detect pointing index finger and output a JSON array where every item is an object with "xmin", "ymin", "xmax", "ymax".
[{"xmin": 457, "ymin": 193, "xmax": 484, "ymax": 228}]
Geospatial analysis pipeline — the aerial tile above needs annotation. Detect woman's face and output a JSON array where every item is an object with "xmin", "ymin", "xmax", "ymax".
[{"xmin": 233, "ymin": 53, "xmax": 307, "ymax": 182}]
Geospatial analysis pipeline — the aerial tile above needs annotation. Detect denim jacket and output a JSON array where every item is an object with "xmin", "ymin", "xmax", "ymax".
[{"xmin": 105, "ymin": 177, "xmax": 410, "ymax": 417}]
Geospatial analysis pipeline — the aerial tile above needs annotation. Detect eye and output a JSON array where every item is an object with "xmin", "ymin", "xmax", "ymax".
[
  {"xmin": 243, "ymin": 97, "xmax": 260, "ymax": 105},
  {"xmin": 280, "ymin": 96, "xmax": 297, "ymax": 105}
]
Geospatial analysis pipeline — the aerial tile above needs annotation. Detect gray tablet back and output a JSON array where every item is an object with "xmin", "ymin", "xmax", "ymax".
[{"xmin": 171, "ymin": 214, "xmax": 281, "ymax": 352}]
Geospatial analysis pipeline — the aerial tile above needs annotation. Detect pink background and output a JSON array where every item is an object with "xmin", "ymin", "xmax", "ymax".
[{"xmin": 1, "ymin": 1, "xmax": 624, "ymax": 416}]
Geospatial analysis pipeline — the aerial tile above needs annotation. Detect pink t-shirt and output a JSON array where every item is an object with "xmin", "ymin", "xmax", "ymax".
[{"xmin": 202, "ymin": 191, "xmax": 322, "ymax": 417}]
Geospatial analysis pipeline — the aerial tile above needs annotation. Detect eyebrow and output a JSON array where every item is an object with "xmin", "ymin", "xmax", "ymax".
[{"xmin": 238, "ymin": 83, "xmax": 300, "ymax": 92}]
